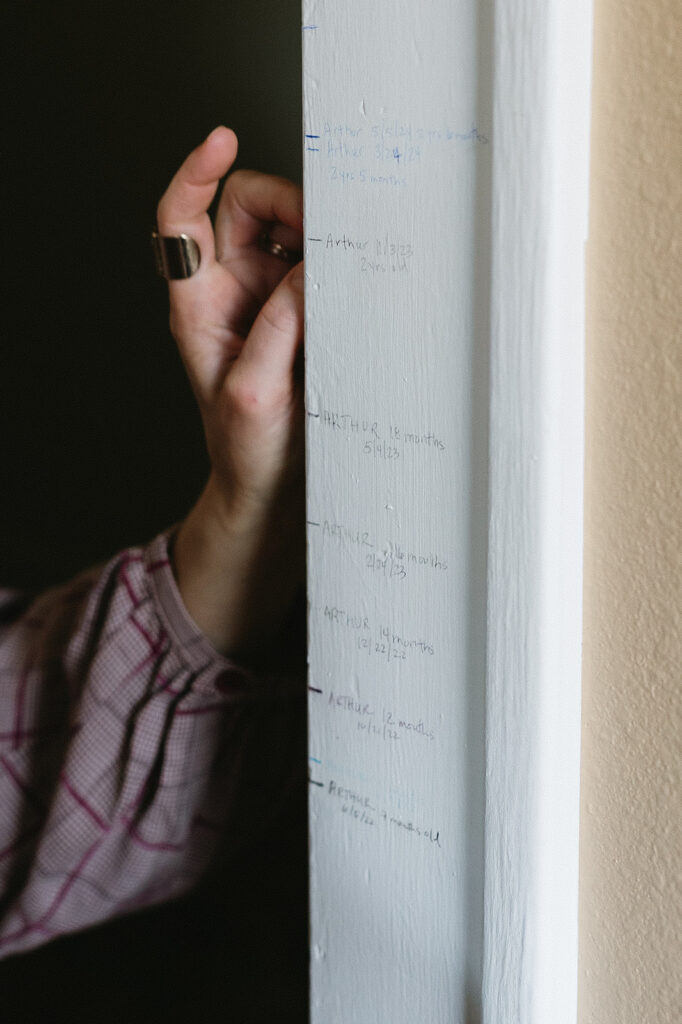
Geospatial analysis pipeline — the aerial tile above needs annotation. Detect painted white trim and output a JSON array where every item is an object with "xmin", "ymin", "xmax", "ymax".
[
  {"xmin": 482, "ymin": 2, "xmax": 591, "ymax": 1022},
  {"xmin": 302, "ymin": 0, "xmax": 591, "ymax": 1017}
]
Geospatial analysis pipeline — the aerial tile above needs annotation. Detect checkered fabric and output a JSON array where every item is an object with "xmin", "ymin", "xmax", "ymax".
[{"xmin": 0, "ymin": 532, "xmax": 302, "ymax": 957}]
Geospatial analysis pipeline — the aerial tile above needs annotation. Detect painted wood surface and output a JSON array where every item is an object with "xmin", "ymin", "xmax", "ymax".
[
  {"xmin": 482, "ymin": 2, "xmax": 591, "ymax": 1021},
  {"xmin": 304, "ymin": 2, "xmax": 490, "ymax": 1019},
  {"xmin": 303, "ymin": 1, "xmax": 590, "ymax": 1021}
]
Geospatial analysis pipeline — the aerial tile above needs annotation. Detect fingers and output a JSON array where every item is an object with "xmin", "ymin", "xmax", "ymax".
[
  {"xmin": 157, "ymin": 127, "xmax": 238, "ymax": 274},
  {"xmin": 227, "ymin": 262, "xmax": 304, "ymax": 404},
  {"xmin": 215, "ymin": 170, "xmax": 303, "ymax": 255}
]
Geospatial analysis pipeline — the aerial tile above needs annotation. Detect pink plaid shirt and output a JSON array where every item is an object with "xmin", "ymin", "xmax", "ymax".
[{"xmin": 0, "ymin": 532, "xmax": 304, "ymax": 957}]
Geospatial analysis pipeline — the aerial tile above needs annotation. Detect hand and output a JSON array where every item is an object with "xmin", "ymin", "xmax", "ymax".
[{"xmin": 156, "ymin": 128, "xmax": 305, "ymax": 659}]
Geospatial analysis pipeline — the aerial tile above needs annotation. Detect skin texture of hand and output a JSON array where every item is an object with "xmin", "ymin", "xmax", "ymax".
[{"xmin": 156, "ymin": 127, "xmax": 305, "ymax": 660}]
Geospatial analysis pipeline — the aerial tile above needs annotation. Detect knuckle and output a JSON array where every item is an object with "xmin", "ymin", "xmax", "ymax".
[
  {"xmin": 227, "ymin": 169, "xmax": 253, "ymax": 189},
  {"xmin": 225, "ymin": 369, "xmax": 291, "ymax": 420},
  {"xmin": 225, "ymin": 372, "xmax": 263, "ymax": 416}
]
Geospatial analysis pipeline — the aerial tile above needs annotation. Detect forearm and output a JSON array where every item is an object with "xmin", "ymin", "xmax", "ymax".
[{"xmin": 172, "ymin": 474, "xmax": 305, "ymax": 663}]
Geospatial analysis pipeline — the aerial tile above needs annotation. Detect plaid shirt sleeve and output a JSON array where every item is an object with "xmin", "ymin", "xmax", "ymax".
[{"xmin": 0, "ymin": 531, "xmax": 303, "ymax": 957}]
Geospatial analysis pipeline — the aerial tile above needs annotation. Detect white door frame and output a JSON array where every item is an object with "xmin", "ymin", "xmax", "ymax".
[
  {"xmin": 483, "ymin": 2, "xmax": 592, "ymax": 1021},
  {"xmin": 302, "ymin": 0, "xmax": 592, "ymax": 1017}
]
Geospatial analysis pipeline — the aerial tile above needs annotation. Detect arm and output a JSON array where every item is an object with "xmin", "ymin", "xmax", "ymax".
[{"xmin": 0, "ymin": 129, "xmax": 306, "ymax": 956}]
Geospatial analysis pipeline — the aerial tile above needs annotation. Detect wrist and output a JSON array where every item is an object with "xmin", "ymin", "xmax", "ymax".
[{"xmin": 172, "ymin": 476, "xmax": 304, "ymax": 661}]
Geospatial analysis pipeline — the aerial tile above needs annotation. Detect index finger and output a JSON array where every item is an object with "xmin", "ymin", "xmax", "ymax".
[
  {"xmin": 216, "ymin": 170, "xmax": 304, "ymax": 252},
  {"xmin": 156, "ymin": 126, "xmax": 239, "ymax": 272}
]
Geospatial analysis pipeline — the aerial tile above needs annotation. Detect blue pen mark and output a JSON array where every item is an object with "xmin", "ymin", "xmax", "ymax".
[
  {"xmin": 309, "ymin": 756, "xmax": 322, "ymax": 764},
  {"xmin": 305, "ymin": 134, "xmax": 320, "ymax": 139},
  {"xmin": 303, "ymin": 25, "xmax": 318, "ymax": 31},
  {"xmin": 306, "ymin": 147, "xmax": 320, "ymax": 152}
]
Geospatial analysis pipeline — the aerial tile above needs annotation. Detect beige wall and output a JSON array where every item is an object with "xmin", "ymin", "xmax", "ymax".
[{"xmin": 579, "ymin": 0, "xmax": 681, "ymax": 1020}]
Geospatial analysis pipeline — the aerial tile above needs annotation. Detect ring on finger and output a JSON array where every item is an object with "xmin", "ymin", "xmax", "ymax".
[
  {"xmin": 151, "ymin": 231, "xmax": 201, "ymax": 279},
  {"xmin": 258, "ymin": 231, "xmax": 303, "ymax": 264}
]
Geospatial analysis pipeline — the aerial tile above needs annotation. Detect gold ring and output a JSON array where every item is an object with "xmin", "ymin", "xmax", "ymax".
[{"xmin": 259, "ymin": 233, "xmax": 303, "ymax": 264}]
